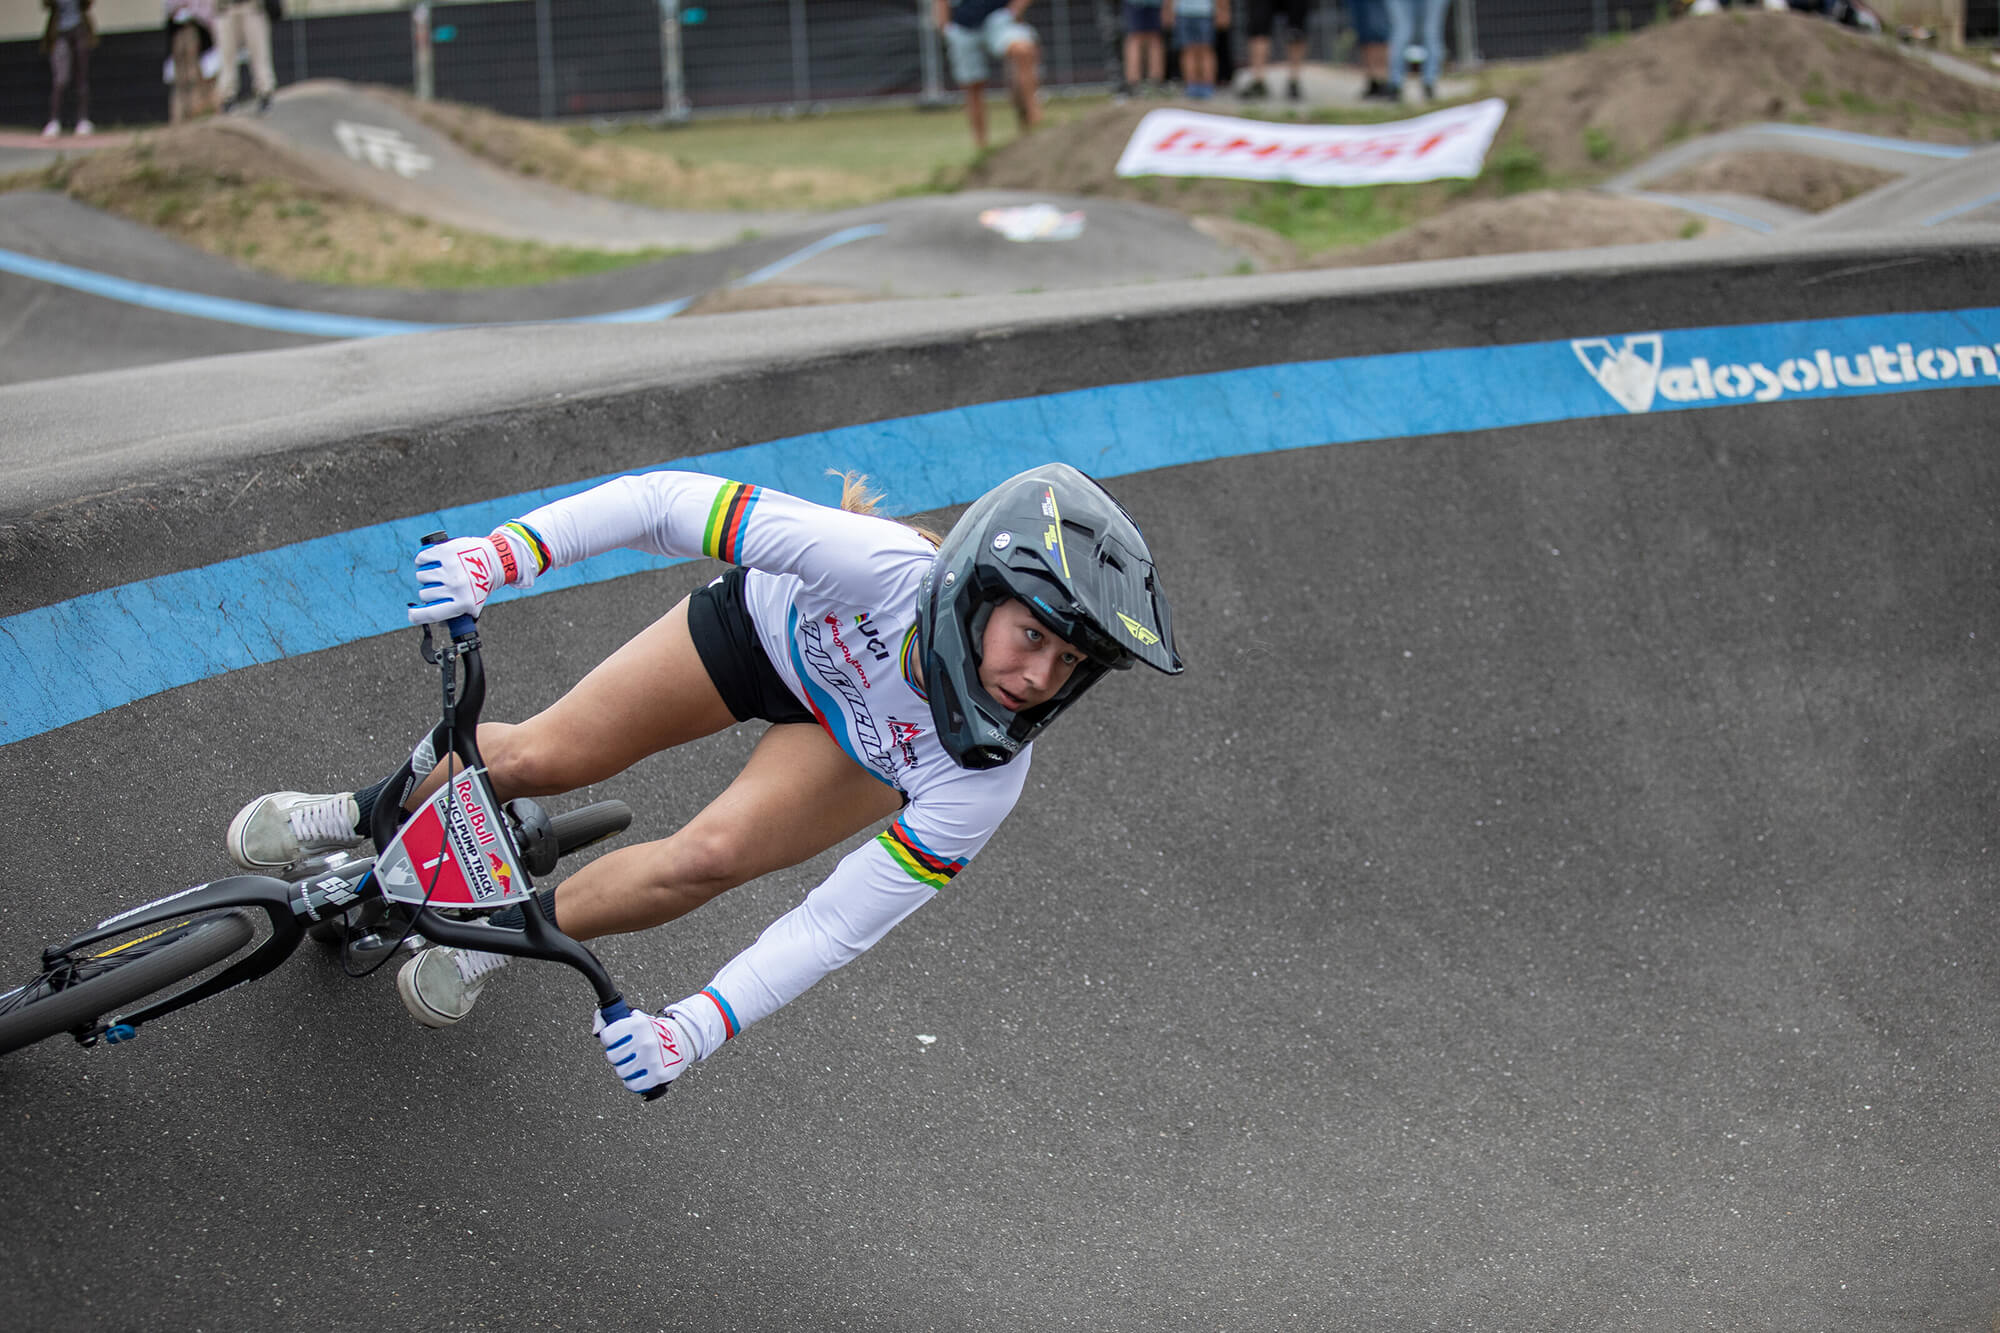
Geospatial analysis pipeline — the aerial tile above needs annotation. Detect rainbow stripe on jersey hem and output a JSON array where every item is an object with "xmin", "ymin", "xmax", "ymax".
[
  {"xmin": 877, "ymin": 818, "xmax": 965, "ymax": 890},
  {"xmin": 701, "ymin": 481, "xmax": 761, "ymax": 564}
]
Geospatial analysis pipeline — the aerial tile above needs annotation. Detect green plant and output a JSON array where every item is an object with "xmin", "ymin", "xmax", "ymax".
[
  {"xmin": 1235, "ymin": 181, "xmax": 1422, "ymax": 254},
  {"xmin": 1486, "ymin": 138, "xmax": 1547, "ymax": 195},
  {"xmin": 1583, "ymin": 125, "xmax": 1616, "ymax": 164}
]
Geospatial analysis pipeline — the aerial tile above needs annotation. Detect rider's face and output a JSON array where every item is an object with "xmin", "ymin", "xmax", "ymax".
[{"xmin": 978, "ymin": 599, "xmax": 1083, "ymax": 714}]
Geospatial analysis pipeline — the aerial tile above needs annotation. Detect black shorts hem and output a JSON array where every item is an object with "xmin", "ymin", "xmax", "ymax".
[{"xmin": 687, "ymin": 567, "xmax": 817, "ymax": 727}]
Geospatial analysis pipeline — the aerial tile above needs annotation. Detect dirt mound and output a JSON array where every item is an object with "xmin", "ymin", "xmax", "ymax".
[
  {"xmin": 684, "ymin": 281, "xmax": 876, "ymax": 315},
  {"xmin": 1647, "ymin": 149, "xmax": 1900, "ymax": 211},
  {"xmin": 967, "ymin": 12, "xmax": 2000, "ymax": 268},
  {"xmin": 1305, "ymin": 190, "xmax": 1700, "ymax": 268},
  {"xmin": 40, "ymin": 117, "xmax": 353, "ymax": 201},
  {"xmin": 10, "ymin": 117, "xmax": 670, "ymax": 287},
  {"xmin": 1501, "ymin": 11, "xmax": 2000, "ymax": 179},
  {"xmin": 372, "ymin": 86, "xmax": 888, "ymax": 211}
]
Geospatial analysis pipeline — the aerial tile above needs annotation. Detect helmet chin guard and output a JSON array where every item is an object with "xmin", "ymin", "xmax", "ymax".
[{"xmin": 917, "ymin": 463, "xmax": 1183, "ymax": 769}]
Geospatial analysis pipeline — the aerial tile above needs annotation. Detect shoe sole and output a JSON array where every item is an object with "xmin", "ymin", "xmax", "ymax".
[{"xmin": 396, "ymin": 954, "xmax": 464, "ymax": 1028}]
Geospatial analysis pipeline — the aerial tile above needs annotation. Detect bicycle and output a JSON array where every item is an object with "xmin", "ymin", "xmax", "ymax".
[{"xmin": 0, "ymin": 532, "xmax": 670, "ymax": 1099}]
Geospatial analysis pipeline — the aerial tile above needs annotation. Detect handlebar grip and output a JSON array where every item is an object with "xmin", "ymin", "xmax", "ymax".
[
  {"xmin": 417, "ymin": 531, "xmax": 482, "ymax": 643},
  {"xmin": 598, "ymin": 999, "xmax": 673, "ymax": 1101}
]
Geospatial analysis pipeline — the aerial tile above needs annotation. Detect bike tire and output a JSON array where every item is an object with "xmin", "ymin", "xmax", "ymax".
[
  {"xmin": 0, "ymin": 909, "xmax": 257, "ymax": 1056},
  {"xmin": 552, "ymin": 801, "xmax": 631, "ymax": 858}
]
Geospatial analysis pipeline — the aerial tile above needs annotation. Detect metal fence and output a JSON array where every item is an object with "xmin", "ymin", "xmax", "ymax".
[{"xmin": 7, "ymin": 0, "xmax": 1983, "ymax": 132}]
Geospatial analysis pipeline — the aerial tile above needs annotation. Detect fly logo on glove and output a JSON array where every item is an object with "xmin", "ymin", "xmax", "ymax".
[
  {"xmin": 459, "ymin": 548, "xmax": 493, "ymax": 598},
  {"xmin": 409, "ymin": 528, "xmax": 544, "ymax": 626},
  {"xmin": 593, "ymin": 1006, "xmax": 696, "ymax": 1095}
]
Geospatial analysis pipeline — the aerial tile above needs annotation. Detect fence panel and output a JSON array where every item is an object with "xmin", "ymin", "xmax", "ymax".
[
  {"xmin": 0, "ymin": 0, "xmax": 1858, "ymax": 130},
  {"xmin": 279, "ymin": 9, "xmax": 418, "ymax": 91}
]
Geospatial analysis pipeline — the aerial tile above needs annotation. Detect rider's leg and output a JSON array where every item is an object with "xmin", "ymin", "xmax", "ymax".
[
  {"xmin": 229, "ymin": 596, "xmax": 732, "ymax": 872},
  {"xmin": 398, "ymin": 721, "xmax": 900, "ymax": 1025},
  {"xmin": 405, "ymin": 595, "xmax": 736, "ymax": 811},
  {"xmin": 547, "ymin": 721, "xmax": 906, "ymax": 941}
]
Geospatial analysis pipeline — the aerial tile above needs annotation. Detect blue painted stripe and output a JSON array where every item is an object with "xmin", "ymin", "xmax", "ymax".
[
  {"xmin": 1747, "ymin": 124, "xmax": 1973, "ymax": 160},
  {"xmin": 1620, "ymin": 190, "xmax": 1777, "ymax": 235},
  {"xmin": 0, "ymin": 223, "xmax": 887, "ymax": 339},
  {"xmin": 0, "ymin": 249, "xmax": 452, "ymax": 337},
  {"xmin": 1924, "ymin": 190, "xmax": 2000, "ymax": 228},
  {"xmin": 729, "ymin": 224, "xmax": 889, "ymax": 287},
  {"xmin": 6, "ymin": 303, "xmax": 2000, "ymax": 745}
]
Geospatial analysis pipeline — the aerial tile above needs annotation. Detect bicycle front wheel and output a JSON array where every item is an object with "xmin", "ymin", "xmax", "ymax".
[{"xmin": 0, "ymin": 909, "xmax": 256, "ymax": 1056}]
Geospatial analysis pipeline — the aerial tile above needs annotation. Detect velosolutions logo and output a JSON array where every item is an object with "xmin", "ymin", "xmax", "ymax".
[{"xmin": 1572, "ymin": 331, "xmax": 2000, "ymax": 414}]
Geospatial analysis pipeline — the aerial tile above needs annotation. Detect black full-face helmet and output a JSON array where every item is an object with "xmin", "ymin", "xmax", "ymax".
[{"xmin": 916, "ymin": 463, "xmax": 1184, "ymax": 770}]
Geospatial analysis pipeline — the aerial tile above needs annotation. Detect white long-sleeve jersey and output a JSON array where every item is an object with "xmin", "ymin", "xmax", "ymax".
[{"xmin": 518, "ymin": 470, "xmax": 1032, "ymax": 1060}]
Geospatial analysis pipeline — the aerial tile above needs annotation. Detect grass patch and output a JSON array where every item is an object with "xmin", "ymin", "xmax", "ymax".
[
  {"xmin": 1235, "ymin": 181, "xmax": 1429, "ymax": 252},
  {"xmin": 1488, "ymin": 137, "xmax": 1550, "ymax": 194}
]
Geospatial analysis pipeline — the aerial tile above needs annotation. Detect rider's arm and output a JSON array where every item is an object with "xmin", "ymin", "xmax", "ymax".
[
  {"xmin": 517, "ymin": 470, "xmax": 926, "ymax": 599},
  {"xmin": 663, "ymin": 760, "xmax": 1031, "ymax": 1060}
]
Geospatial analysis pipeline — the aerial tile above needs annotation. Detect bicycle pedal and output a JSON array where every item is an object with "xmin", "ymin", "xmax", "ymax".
[{"xmin": 343, "ymin": 932, "xmax": 400, "ymax": 965}]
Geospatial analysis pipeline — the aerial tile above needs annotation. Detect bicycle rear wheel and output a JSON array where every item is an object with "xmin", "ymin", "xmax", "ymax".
[{"xmin": 0, "ymin": 909, "xmax": 256, "ymax": 1055}]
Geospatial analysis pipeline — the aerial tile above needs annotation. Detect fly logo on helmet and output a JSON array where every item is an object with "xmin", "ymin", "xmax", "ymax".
[{"xmin": 917, "ymin": 463, "xmax": 1185, "ymax": 770}]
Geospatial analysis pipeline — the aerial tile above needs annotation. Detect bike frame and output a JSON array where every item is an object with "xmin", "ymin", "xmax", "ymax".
[{"xmin": 43, "ymin": 601, "xmax": 640, "ymax": 1046}]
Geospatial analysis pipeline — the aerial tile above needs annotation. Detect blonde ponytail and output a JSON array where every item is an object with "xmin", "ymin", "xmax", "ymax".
[{"xmin": 828, "ymin": 469, "xmax": 942, "ymax": 547}]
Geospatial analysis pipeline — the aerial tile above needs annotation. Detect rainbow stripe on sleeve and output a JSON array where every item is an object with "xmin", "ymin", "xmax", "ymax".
[
  {"xmin": 698, "ymin": 987, "xmax": 740, "ymax": 1040},
  {"xmin": 876, "ymin": 818, "xmax": 966, "ymax": 891},
  {"xmin": 701, "ymin": 481, "xmax": 762, "ymax": 564},
  {"xmin": 498, "ymin": 520, "xmax": 551, "ymax": 575}
]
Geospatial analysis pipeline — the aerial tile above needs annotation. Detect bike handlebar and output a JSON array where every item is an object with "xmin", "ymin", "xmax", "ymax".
[{"xmin": 382, "ymin": 533, "xmax": 663, "ymax": 1097}]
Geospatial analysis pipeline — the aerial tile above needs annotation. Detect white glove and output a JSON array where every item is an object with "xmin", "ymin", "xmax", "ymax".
[
  {"xmin": 408, "ymin": 529, "xmax": 536, "ymax": 625},
  {"xmin": 593, "ymin": 1006, "xmax": 696, "ymax": 1094}
]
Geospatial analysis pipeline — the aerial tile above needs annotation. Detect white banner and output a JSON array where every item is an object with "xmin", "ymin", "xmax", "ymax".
[{"xmin": 1114, "ymin": 99, "xmax": 1510, "ymax": 186}]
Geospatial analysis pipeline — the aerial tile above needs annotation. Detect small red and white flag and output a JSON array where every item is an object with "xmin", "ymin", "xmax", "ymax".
[{"xmin": 1115, "ymin": 99, "xmax": 1509, "ymax": 187}]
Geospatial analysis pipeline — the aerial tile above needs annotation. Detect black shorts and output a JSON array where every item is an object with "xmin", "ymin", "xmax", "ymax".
[
  {"xmin": 686, "ymin": 567, "xmax": 816, "ymax": 727},
  {"xmin": 1245, "ymin": 0, "xmax": 1312, "ymax": 38}
]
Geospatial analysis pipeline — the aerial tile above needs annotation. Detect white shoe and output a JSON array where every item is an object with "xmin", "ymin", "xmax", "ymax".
[
  {"xmin": 74, "ymin": 119, "xmax": 93, "ymax": 136},
  {"xmin": 41, "ymin": 120, "xmax": 60, "ymax": 138},
  {"xmin": 226, "ymin": 790, "xmax": 364, "ymax": 873},
  {"xmin": 398, "ymin": 947, "xmax": 511, "ymax": 1028}
]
